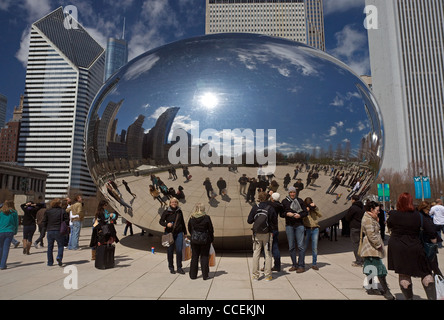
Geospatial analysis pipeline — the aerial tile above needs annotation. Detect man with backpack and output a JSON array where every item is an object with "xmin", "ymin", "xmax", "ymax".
[{"xmin": 247, "ymin": 192, "xmax": 277, "ymax": 281}]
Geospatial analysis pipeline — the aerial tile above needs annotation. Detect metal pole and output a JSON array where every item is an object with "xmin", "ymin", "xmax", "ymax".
[
  {"xmin": 420, "ymin": 168, "xmax": 424, "ymax": 201},
  {"xmin": 382, "ymin": 177, "xmax": 385, "ymax": 211}
]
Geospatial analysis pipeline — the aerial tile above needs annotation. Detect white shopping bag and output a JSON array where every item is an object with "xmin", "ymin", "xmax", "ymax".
[{"xmin": 435, "ymin": 275, "xmax": 444, "ymax": 300}]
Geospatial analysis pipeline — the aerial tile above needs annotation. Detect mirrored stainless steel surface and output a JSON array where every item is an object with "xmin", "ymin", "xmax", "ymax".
[{"xmin": 86, "ymin": 33, "xmax": 384, "ymax": 250}]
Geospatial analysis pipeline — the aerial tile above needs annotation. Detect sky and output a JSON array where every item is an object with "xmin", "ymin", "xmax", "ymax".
[{"xmin": 0, "ymin": 0, "xmax": 370, "ymax": 122}]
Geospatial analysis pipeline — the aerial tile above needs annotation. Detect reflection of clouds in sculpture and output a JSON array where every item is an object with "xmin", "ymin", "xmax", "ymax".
[
  {"xmin": 123, "ymin": 54, "xmax": 160, "ymax": 81},
  {"xmin": 233, "ymin": 43, "xmax": 319, "ymax": 77},
  {"xmin": 85, "ymin": 34, "xmax": 384, "ymax": 250}
]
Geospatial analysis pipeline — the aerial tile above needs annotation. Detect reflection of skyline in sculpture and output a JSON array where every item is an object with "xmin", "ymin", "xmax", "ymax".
[
  {"xmin": 144, "ymin": 107, "xmax": 180, "ymax": 164},
  {"xmin": 85, "ymin": 34, "xmax": 384, "ymax": 250}
]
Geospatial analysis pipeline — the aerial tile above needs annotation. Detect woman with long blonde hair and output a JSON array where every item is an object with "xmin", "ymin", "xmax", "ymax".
[{"xmin": 188, "ymin": 203, "xmax": 214, "ymax": 280}]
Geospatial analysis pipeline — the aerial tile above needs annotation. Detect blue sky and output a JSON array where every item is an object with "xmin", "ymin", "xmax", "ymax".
[{"xmin": 0, "ymin": 0, "xmax": 369, "ymax": 121}]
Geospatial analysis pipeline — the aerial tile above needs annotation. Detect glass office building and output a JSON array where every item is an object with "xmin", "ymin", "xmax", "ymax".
[
  {"xmin": 104, "ymin": 37, "xmax": 128, "ymax": 81},
  {"xmin": 18, "ymin": 7, "xmax": 105, "ymax": 199}
]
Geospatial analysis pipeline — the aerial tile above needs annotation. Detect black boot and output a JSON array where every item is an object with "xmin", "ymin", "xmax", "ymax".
[
  {"xmin": 400, "ymin": 284, "xmax": 413, "ymax": 300},
  {"xmin": 423, "ymin": 282, "xmax": 437, "ymax": 300},
  {"xmin": 378, "ymin": 276, "xmax": 395, "ymax": 300}
]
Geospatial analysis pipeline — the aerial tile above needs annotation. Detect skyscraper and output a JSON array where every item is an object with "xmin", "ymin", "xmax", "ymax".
[
  {"xmin": 18, "ymin": 7, "xmax": 105, "ymax": 199},
  {"xmin": 0, "ymin": 93, "xmax": 7, "ymax": 129},
  {"xmin": 0, "ymin": 95, "xmax": 23, "ymax": 163},
  {"xmin": 205, "ymin": 0, "xmax": 325, "ymax": 51},
  {"xmin": 366, "ymin": 0, "xmax": 444, "ymax": 181},
  {"xmin": 104, "ymin": 37, "xmax": 128, "ymax": 81}
]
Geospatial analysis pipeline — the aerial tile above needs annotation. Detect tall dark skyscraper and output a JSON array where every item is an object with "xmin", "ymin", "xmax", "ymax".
[{"xmin": 104, "ymin": 20, "xmax": 128, "ymax": 81}]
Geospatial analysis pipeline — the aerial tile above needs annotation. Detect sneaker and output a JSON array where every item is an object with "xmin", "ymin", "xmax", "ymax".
[
  {"xmin": 34, "ymin": 242, "xmax": 39, "ymax": 249},
  {"xmin": 289, "ymin": 266, "xmax": 297, "ymax": 272},
  {"xmin": 57, "ymin": 258, "xmax": 63, "ymax": 267},
  {"xmin": 264, "ymin": 276, "xmax": 272, "ymax": 281},
  {"xmin": 271, "ymin": 267, "xmax": 281, "ymax": 272},
  {"xmin": 170, "ymin": 269, "xmax": 176, "ymax": 274},
  {"xmin": 252, "ymin": 276, "xmax": 259, "ymax": 281},
  {"xmin": 311, "ymin": 265, "xmax": 319, "ymax": 270}
]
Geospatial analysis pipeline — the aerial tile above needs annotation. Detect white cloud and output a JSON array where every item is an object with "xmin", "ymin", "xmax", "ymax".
[
  {"xmin": 15, "ymin": 29, "xmax": 30, "ymax": 68},
  {"xmin": 328, "ymin": 24, "xmax": 370, "ymax": 75},
  {"xmin": 323, "ymin": 0, "xmax": 365, "ymax": 16},
  {"xmin": 329, "ymin": 126, "xmax": 337, "ymax": 137}
]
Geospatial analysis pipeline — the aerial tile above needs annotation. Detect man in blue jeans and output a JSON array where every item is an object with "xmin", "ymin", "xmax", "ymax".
[{"xmin": 281, "ymin": 187, "xmax": 308, "ymax": 273}]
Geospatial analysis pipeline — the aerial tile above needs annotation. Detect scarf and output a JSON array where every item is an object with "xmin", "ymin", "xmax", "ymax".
[{"xmin": 287, "ymin": 196, "xmax": 303, "ymax": 213}]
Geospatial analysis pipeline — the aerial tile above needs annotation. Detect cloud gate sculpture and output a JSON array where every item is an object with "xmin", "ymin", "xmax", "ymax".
[{"xmin": 86, "ymin": 33, "xmax": 384, "ymax": 250}]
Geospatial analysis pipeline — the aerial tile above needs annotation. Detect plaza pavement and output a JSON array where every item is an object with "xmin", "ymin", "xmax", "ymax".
[{"xmin": 1, "ymin": 222, "xmax": 442, "ymax": 301}]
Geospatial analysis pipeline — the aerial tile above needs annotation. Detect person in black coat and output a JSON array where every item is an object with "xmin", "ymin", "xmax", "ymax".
[
  {"xmin": 20, "ymin": 201, "xmax": 44, "ymax": 255},
  {"xmin": 159, "ymin": 197, "xmax": 187, "ymax": 274},
  {"xmin": 42, "ymin": 198, "xmax": 69, "ymax": 266},
  {"xmin": 188, "ymin": 203, "xmax": 214, "ymax": 280},
  {"xmin": 345, "ymin": 195, "xmax": 365, "ymax": 267},
  {"xmin": 216, "ymin": 177, "xmax": 227, "ymax": 195},
  {"xmin": 388, "ymin": 193, "xmax": 438, "ymax": 300},
  {"xmin": 203, "ymin": 178, "xmax": 214, "ymax": 199},
  {"xmin": 267, "ymin": 192, "xmax": 283, "ymax": 271},
  {"xmin": 281, "ymin": 187, "xmax": 308, "ymax": 272}
]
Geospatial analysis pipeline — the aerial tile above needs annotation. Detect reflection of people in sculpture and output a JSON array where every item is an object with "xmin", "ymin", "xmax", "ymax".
[
  {"xmin": 203, "ymin": 178, "xmax": 215, "ymax": 200},
  {"xmin": 217, "ymin": 177, "xmax": 227, "ymax": 196},
  {"xmin": 292, "ymin": 178, "xmax": 304, "ymax": 198},
  {"xmin": 269, "ymin": 180, "xmax": 279, "ymax": 193},
  {"xmin": 246, "ymin": 178, "xmax": 258, "ymax": 203},
  {"xmin": 150, "ymin": 185, "xmax": 166, "ymax": 207},
  {"xmin": 283, "ymin": 174, "xmax": 291, "ymax": 190},
  {"xmin": 108, "ymin": 180, "xmax": 122, "ymax": 197},
  {"xmin": 346, "ymin": 179, "xmax": 361, "ymax": 200},
  {"xmin": 106, "ymin": 182, "xmax": 132, "ymax": 213},
  {"xmin": 122, "ymin": 180, "xmax": 136, "ymax": 198},
  {"xmin": 183, "ymin": 166, "xmax": 191, "ymax": 181},
  {"xmin": 238, "ymin": 174, "xmax": 249, "ymax": 194},
  {"xmin": 176, "ymin": 186, "xmax": 185, "ymax": 201},
  {"xmin": 171, "ymin": 167, "xmax": 177, "ymax": 180}
]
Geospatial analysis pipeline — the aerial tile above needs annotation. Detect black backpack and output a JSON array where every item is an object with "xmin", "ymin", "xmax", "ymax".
[{"xmin": 252, "ymin": 205, "xmax": 271, "ymax": 234}]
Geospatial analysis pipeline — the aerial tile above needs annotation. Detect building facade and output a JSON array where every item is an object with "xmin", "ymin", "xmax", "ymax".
[
  {"xmin": 205, "ymin": 0, "xmax": 325, "ymax": 51},
  {"xmin": 366, "ymin": 0, "xmax": 444, "ymax": 181},
  {"xmin": 104, "ymin": 37, "xmax": 128, "ymax": 81},
  {"xmin": 0, "ymin": 95, "xmax": 23, "ymax": 163},
  {"xmin": 0, "ymin": 93, "xmax": 7, "ymax": 129},
  {"xmin": 17, "ymin": 7, "xmax": 105, "ymax": 199}
]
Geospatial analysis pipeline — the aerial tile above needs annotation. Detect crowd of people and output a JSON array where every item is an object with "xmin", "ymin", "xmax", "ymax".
[
  {"xmin": 1, "ymin": 165, "xmax": 443, "ymax": 300},
  {"xmin": 0, "ymin": 195, "xmax": 85, "ymax": 269}
]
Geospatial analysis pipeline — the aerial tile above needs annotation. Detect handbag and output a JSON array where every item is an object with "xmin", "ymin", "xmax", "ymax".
[
  {"xmin": 435, "ymin": 275, "xmax": 444, "ymax": 300},
  {"xmin": 59, "ymin": 209, "xmax": 70, "ymax": 235},
  {"xmin": 191, "ymin": 230, "xmax": 209, "ymax": 245},
  {"xmin": 419, "ymin": 213, "xmax": 439, "ymax": 259},
  {"xmin": 161, "ymin": 233, "xmax": 174, "ymax": 247},
  {"xmin": 161, "ymin": 212, "xmax": 179, "ymax": 247}
]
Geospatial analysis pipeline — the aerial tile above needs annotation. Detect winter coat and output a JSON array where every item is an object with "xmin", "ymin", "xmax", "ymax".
[
  {"xmin": 387, "ymin": 210, "xmax": 435, "ymax": 277},
  {"xmin": 359, "ymin": 212, "xmax": 384, "ymax": 258},
  {"xmin": 345, "ymin": 201, "xmax": 364, "ymax": 229}
]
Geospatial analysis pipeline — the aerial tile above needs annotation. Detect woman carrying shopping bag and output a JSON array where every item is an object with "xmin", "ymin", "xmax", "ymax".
[{"xmin": 188, "ymin": 203, "xmax": 214, "ymax": 280}]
